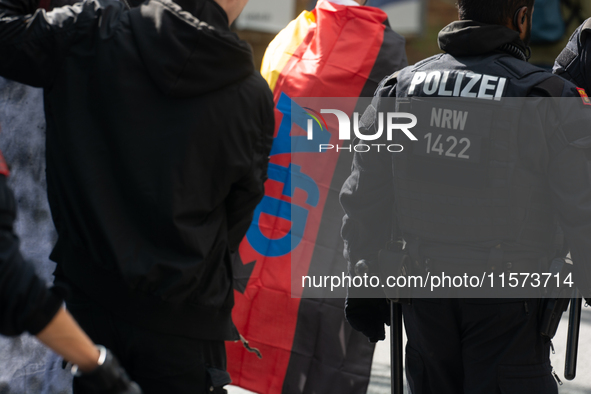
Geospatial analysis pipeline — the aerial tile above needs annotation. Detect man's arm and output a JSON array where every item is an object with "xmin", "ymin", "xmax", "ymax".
[
  {"xmin": 36, "ymin": 307, "xmax": 100, "ymax": 372},
  {"xmin": 0, "ymin": 178, "xmax": 140, "ymax": 391},
  {"xmin": 37, "ymin": 307, "xmax": 143, "ymax": 393},
  {"xmin": 0, "ymin": 182, "xmax": 94, "ymax": 369},
  {"xmin": 0, "ymin": 181, "xmax": 97, "ymax": 368},
  {"xmin": 225, "ymin": 92, "xmax": 275, "ymax": 251},
  {"xmin": 0, "ymin": 251, "xmax": 100, "ymax": 371},
  {"xmin": 0, "ymin": 170, "xmax": 64, "ymax": 336},
  {"xmin": 0, "ymin": 0, "xmax": 124, "ymax": 87},
  {"xmin": 0, "ymin": 229, "xmax": 64, "ymax": 336},
  {"xmin": 547, "ymin": 102, "xmax": 591, "ymax": 299},
  {"xmin": 339, "ymin": 94, "xmax": 396, "ymax": 342},
  {"xmin": 340, "ymin": 96, "xmax": 395, "ymax": 271},
  {"xmin": 548, "ymin": 146, "xmax": 591, "ymax": 298}
]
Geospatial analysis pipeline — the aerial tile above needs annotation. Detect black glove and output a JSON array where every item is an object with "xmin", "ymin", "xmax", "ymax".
[
  {"xmin": 73, "ymin": 346, "xmax": 142, "ymax": 394},
  {"xmin": 345, "ymin": 297, "xmax": 390, "ymax": 343}
]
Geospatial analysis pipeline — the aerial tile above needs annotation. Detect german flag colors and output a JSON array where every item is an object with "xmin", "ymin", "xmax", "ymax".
[{"xmin": 228, "ymin": 1, "xmax": 407, "ymax": 392}]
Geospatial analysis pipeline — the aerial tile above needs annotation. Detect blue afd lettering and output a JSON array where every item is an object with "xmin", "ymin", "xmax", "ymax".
[
  {"xmin": 270, "ymin": 93, "xmax": 331, "ymax": 156},
  {"xmin": 246, "ymin": 163, "xmax": 320, "ymax": 257},
  {"xmin": 246, "ymin": 196, "xmax": 308, "ymax": 258},
  {"xmin": 268, "ymin": 163, "xmax": 319, "ymax": 207}
]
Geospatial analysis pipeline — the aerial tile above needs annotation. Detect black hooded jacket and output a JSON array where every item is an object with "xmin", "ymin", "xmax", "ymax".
[{"xmin": 0, "ymin": 0, "xmax": 274, "ymax": 339}]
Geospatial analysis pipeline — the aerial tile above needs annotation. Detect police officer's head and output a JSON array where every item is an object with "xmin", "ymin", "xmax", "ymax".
[{"xmin": 457, "ymin": 0, "xmax": 535, "ymax": 44}]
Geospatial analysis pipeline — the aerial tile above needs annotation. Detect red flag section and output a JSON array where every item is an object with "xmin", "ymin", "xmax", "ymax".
[{"xmin": 228, "ymin": 1, "xmax": 407, "ymax": 392}]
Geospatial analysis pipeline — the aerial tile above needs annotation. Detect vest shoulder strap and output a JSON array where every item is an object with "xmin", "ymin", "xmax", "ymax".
[{"xmin": 530, "ymin": 75, "xmax": 565, "ymax": 97}]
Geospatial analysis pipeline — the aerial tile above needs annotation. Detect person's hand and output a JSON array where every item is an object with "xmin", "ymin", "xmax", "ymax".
[
  {"xmin": 345, "ymin": 297, "xmax": 390, "ymax": 342},
  {"xmin": 73, "ymin": 346, "xmax": 142, "ymax": 394}
]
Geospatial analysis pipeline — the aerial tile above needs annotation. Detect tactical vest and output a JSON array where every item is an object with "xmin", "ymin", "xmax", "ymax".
[{"xmin": 389, "ymin": 53, "xmax": 559, "ymax": 256}]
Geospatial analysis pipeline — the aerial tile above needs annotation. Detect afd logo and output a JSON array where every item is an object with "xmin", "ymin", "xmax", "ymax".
[
  {"xmin": 246, "ymin": 94, "xmax": 325, "ymax": 258},
  {"xmin": 245, "ymin": 94, "xmax": 418, "ymax": 258},
  {"xmin": 306, "ymin": 109, "xmax": 418, "ymax": 152}
]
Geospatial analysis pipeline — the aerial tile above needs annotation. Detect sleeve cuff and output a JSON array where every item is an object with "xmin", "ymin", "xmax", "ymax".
[{"xmin": 26, "ymin": 287, "xmax": 64, "ymax": 336}]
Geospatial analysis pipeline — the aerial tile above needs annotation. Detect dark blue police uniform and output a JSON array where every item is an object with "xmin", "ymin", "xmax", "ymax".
[{"xmin": 341, "ymin": 20, "xmax": 591, "ymax": 394}]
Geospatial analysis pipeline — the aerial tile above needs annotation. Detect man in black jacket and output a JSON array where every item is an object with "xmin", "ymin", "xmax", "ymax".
[
  {"xmin": 341, "ymin": 0, "xmax": 591, "ymax": 393},
  {"xmin": 0, "ymin": 0, "xmax": 274, "ymax": 392}
]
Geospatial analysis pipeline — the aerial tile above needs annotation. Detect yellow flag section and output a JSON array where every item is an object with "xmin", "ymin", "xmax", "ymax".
[{"xmin": 261, "ymin": 10, "xmax": 316, "ymax": 93}]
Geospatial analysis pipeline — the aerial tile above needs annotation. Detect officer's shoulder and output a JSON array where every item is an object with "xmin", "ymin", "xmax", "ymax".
[
  {"xmin": 554, "ymin": 18, "xmax": 591, "ymax": 76},
  {"xmin": 529, "ymin": 73, "xmax": 590, "ymax": 98},
  {"xmin": 489, "ymin": 55, "xmax": 570, "ymax": 97},
  {"xmin": 376, "ymin": 68, "xmax": 405, "ymax": 94},
  {"xmin": 378, "ymin": 70, "xmax": 401, "ymax": 91},
  {"xmin": 396, "ymin": 53, "xmax": 443, "ymax": 72},
  {"xmin": 375, "ymin": 54, "xmax": 444, "ymax": 97},
  {"xmin": 493, "ymin": 55, "xmax": 547, "ymax": 80},
  {"xmin": 374, "ymin": 71, "xmax": 399, "ymax": 99},
  {"xmin": 384, "ymin": 54, "xmax": 443, "ymax": 86},
  {"xmin": 576, "ymin": 18, "xmax": 591, "ymax": 46},
  {"xmin": 529, "ymin": 75, "xmax": 568, "ymax": 97}
]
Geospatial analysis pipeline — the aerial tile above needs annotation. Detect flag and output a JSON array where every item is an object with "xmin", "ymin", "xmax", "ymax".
[{"xmin": 228, "ymin": 1, "xmax": 407, "ymax": 392}]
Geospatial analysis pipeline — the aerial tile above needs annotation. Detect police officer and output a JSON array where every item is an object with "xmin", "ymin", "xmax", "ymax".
[
  {"xmin": 340, "ymin": 1, "xmax": 591, "ymax": 393},
  {"xmin": 554, "ymin": 18, "xmax": 591, "ymax": 90},
  {"xmin": 0, "ymin": 150, "xmax": 141, "ymax": 394}
]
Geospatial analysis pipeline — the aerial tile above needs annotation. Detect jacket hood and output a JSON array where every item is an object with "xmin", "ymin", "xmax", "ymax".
[
  {"xmin": 129, "ymin": 0, "xmax": 254, "ymax": 98},
  {"xmin": 438, "ymin": 20, "xmax": 528, "ymax": 58}
]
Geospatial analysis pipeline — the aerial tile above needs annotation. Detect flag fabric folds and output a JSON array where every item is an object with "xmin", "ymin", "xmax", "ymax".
[{"xmin": 228, "ymin": 1, "xmax": 407, "ymax": 393}]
